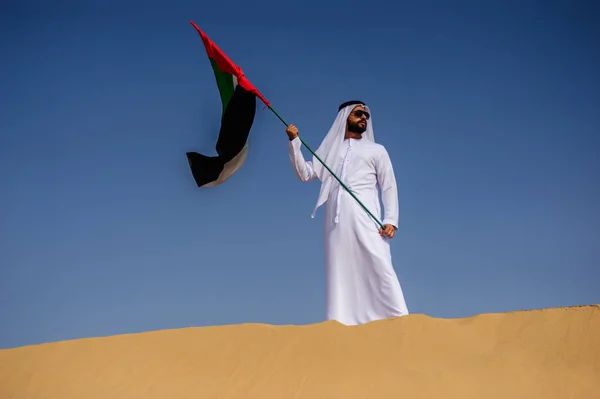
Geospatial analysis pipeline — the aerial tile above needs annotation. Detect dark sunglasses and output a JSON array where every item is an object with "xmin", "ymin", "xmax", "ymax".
[{"xmin": 352, "ymin": 110, "xmax": 370, "ymax": 120}]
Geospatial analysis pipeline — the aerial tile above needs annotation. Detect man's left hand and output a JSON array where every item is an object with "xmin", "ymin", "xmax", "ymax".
[{"xmin": 379, "ymin": 224, "xmax": 396, "ymax": 239}]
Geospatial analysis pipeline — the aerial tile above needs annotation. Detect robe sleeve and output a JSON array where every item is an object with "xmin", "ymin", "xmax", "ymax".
[
  {"xmin": 288, "ymin": 137, "xmax": 318, "ymax": 182},
  {"xmin": 376, "ymin": 147, "xmax": 399, "ymax": 229}
]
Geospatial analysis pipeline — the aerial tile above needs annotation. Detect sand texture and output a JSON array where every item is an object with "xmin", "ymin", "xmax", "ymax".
[{"xmin": 1, "ymin": 304, "xmax": 599, "ymax": 398}]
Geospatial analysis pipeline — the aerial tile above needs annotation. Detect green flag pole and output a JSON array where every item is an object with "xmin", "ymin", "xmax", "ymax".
[{"xmin": 266, "ymin": 105, "xmax": 385, "ymax": 231}]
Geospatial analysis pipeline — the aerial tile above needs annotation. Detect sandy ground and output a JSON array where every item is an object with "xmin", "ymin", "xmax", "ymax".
[{"xmin": 1, "ymin": 304, "xmax": 599, "ymax": 399}]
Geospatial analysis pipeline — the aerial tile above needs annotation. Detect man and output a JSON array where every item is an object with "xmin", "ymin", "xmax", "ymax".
[{"xmin": 286, "ymin": 100, "xmax": 409, "ymax": 325}]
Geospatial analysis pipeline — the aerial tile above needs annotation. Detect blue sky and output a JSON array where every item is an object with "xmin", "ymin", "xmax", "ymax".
[{"xmin": 1, "ymin": 0, "xmax": 599, "ymax": 349}]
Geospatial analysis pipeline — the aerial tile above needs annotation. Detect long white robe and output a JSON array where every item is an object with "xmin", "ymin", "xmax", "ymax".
[{"xmin": 289, "ymin": 136, "xmax": 409, "ymax": 325}]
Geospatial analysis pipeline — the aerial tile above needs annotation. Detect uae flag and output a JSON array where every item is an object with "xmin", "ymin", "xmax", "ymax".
[{"xmin": 186, "ymin": 21, "xmax": 271, "ymax": 187}]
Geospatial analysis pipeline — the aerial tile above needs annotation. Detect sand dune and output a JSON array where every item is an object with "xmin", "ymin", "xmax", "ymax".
[{"xmin": 1, "ymin": 305, "xmax": 599, "ymax": 398}]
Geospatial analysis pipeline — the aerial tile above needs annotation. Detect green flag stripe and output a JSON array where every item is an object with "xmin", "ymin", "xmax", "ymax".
[{"xmin": 209, "ymin": 58, "xmax": 236, "ymax": 113}]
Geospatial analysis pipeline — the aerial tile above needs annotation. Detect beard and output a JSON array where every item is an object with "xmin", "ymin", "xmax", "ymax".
[{"xmin": 347, "ymin": 120, "xmax": 367, "ymax": 134}]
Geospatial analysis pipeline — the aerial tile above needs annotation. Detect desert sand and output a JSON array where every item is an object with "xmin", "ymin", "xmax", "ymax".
[{"xmin": 1, "ymin": 304, "xmax": 599, "ymax": 399}]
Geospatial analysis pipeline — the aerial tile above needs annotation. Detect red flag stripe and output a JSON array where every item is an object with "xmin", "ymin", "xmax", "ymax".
[{"xmin": 190, "ymin": 21, "xmax": 271, "ymax": 107}]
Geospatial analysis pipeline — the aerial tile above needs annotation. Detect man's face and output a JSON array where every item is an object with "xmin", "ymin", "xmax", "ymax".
[{"xmin": 347, "ymin": 105, "xmax": 370, "ymax": 134}]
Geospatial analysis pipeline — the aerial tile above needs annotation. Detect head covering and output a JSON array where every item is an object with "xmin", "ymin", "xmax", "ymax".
[{"xmin": 310, "ymin": 101, "xmax": 375, "ymax": 218}]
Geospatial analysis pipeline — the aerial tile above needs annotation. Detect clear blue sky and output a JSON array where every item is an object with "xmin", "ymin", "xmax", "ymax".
[{"xmin": 1, "ymin": 1, "xmax": 599, "ymax": 349}]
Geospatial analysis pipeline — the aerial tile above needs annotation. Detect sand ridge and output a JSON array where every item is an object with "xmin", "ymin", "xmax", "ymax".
[{"xmin": 1, "ymin": 304, "xmax": 599, "ymax": 398}]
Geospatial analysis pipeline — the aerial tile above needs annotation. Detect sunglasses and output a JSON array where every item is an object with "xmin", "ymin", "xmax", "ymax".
[{"xmin": 352, "ymin": 110, "xmax": 370, "ymax": 120}]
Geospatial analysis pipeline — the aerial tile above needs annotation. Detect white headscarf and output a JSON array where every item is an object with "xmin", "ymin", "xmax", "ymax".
[{"xmin": 310, "ymin": 101, "xmax": 375, "ymax": 218}]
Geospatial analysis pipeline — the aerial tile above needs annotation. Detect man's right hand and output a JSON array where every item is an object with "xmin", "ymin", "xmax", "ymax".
[{"xmin": 286, "ymin": 124, "xmax": 299, "ymax": 141}]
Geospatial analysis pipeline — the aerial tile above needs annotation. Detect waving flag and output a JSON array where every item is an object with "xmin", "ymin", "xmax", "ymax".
[{"xmin": 186, "ymin": 22, "xmax": 270, "ymax": 187}]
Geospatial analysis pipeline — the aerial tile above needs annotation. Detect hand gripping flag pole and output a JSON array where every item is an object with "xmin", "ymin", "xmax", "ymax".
[{"xmin": 190, "ymin": 21, "xmax": 385, "ymax": 231}]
